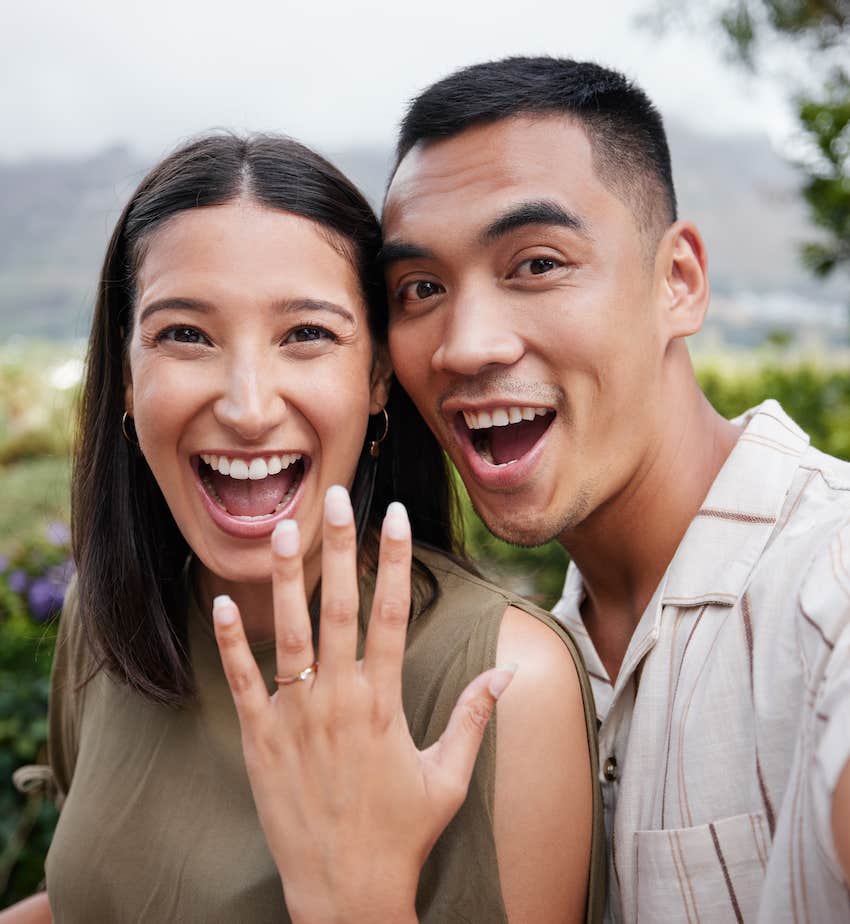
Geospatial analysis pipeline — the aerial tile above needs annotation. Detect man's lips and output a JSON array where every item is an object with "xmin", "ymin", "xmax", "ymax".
[{"xmin": 449, "ymin": 404, "xmax": 556, "ymax": 488}]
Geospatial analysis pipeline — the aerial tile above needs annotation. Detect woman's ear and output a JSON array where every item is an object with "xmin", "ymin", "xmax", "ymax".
[
  {"xmin": 369, "ymin": 344, "xmax": 392, "ymax": 414},
  {"xmin": 655, "ymin": 220, "xmax": 710, "ymax": 341}
]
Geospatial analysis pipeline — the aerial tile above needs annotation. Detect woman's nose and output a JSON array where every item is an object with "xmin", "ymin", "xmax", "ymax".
[{"xmin": 213, "ymin": 361, "xmax": 286, "ymax": 442}]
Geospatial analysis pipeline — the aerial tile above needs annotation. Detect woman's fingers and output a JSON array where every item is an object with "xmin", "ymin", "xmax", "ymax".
[
  {"xmin": 213, "ymin": 595, "xmax": 270, "ymax": 726},
  {"xmin": 363, "ymin": 503, "xmax": 412, "ymax": 697},
  {"xmin": 424, "ymin": 665, "xmax": 517, "ymax": 808},
  {"xmin": 271, "ymin": 520, "xmax": 316, "ymax": 686},
  {"xmin": 317, "ymin": 486, "xmax": 360, "ymax": 674}
]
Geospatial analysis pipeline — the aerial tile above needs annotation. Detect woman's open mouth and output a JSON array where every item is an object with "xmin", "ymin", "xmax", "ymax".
[{"xmin": 193, "ymin": 451, "xmax": 309, "ymax": 537}]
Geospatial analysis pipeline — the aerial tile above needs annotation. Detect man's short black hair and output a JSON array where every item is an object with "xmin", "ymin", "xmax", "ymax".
[{"xmin": 394, "ymin": 56, "xmax": 677, "ymax": 245}]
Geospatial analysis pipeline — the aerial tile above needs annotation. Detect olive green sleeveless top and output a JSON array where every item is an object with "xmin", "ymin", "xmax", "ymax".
[{"xmin": 46, "ymin": 547, "xmax": 604, "ymax": 923}]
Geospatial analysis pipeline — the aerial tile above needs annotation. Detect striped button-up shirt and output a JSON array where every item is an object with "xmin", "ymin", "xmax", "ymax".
[{"xmin": 552, "ymin": 400, "xmax": 850, "ymax": 922}]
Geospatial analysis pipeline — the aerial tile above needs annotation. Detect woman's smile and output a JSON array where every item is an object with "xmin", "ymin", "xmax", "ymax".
[{"xmin": 193, "ymin": 450, "xmax": 309, "ymax": 538}]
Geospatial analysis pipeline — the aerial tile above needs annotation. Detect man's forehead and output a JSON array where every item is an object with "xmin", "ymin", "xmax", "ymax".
[{"xmin": 383, "ymin": 115, "xmax": 602, "ymax": 238}]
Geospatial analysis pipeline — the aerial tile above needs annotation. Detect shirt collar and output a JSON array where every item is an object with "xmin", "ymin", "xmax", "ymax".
[
  {"xmin": 553, "ymin": 400, "xmax": 809, "ymax": 624},
  {"xmin": 662, "ymin": 399, "xmax": 809, "ymax": 608}
]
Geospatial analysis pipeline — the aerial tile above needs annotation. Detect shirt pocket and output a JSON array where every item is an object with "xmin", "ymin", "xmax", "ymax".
[{"xmin": 635, "ymin": 812, "xmax": 769, "ymax": 923}]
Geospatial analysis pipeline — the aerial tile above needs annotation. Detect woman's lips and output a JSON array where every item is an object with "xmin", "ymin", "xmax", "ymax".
[{"xmin": 192, "ymin": 454, "xmax": 309, "ymax": 539}]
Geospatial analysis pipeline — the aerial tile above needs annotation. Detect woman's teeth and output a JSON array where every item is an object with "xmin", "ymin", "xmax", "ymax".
[
  {"xmin": 199, "ymin": 453, "xmax": 302, "ymax": 480},
  {"xmin": 463, "ymin": 406, "xmax": 551, "ymax": 429}
]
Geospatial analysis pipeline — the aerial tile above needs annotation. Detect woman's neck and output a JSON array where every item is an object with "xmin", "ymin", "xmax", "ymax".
[{"xmin": 193, "ymin": 565, "xmax": 276, "ymax": 644}]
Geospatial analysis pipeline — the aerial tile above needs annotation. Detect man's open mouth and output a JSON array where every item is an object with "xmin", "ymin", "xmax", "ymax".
[
  {"xmin": 460, "ymin": 405, "xmax": 555, "ymax": 466},
  {"xmin": 196, "ymin": 452, "xmax": 307, "ymax": 519}
]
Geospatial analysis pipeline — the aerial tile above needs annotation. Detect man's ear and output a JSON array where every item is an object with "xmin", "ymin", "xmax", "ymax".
[
  {"xmin": 369, "ymin": 343, "xmax": 392, "ymax": 414},
  {"xmin": 655, "ymin": 220, "xmax": 709, "ymax": 341}
]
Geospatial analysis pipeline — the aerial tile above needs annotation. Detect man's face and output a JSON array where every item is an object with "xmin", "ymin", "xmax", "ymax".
[{"xmin": 383, "ymin": 115, "xmax": 670, "ymax": 546}]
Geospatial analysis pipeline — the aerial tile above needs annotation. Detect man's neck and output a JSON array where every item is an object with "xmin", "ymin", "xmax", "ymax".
[{"xmin": 560, "ymin": 385, "xmax": 741, "ymax": 683}]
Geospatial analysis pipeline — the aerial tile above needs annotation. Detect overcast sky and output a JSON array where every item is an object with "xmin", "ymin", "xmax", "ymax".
[{"xmin": 1, "ymin": 0, "xmax": 796, "ymax": 162}]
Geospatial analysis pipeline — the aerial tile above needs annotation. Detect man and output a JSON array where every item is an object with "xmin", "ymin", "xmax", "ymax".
[{"xmin": 381, "ymin": 57, "xmax": 850, "ymax": 921}]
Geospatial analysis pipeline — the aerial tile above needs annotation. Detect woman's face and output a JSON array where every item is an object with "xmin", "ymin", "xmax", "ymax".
[{"xmin": 125, "ymin": 199, "xmax": 388, "ymax": 589}]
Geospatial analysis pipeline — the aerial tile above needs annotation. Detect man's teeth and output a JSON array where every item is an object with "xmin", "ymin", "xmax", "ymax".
[
  {"xmin": 462, "ymin": 406, "xmax": 551, "ymax": 430},
  {"xmin": 199, "ymin": 453, "xmax": 302, "ymax": 480}
]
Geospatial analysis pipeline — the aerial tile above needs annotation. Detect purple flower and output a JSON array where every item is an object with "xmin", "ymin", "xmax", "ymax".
[
  {"xmin": 45, "ymin": 522, "xmax": 71, "ymax": 547},
  {"xmin": 46, "ymin": 559, "xmax": 76, "ymax": 588},
  {"xmin": 28, "ymin": 578, "xmax": 66, "ymax": 623},
  {"xmin": 8, "ymin": 569, "xmax": 29, "ymax": 594}
]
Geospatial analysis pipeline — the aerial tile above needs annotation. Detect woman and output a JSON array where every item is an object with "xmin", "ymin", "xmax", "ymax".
[{"xmin": 3, "ymin": 134, "xmax": 603, "ymax": 923}]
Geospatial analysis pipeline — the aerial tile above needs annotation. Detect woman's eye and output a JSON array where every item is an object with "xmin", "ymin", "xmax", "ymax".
[
  {"xmin": 514, "ymin": 257, "xmax": 563, "ymax": 277},
  {"xmin": 397, "ymin": 280, "xmax": 445, "ymax": 303},
  {"xmin": 158, "ymin": 326, "xmax": 208, "ymax": 344},
  {"xmin": 284, "ymin": 326, "xmax": 335, "ymax": 344}
]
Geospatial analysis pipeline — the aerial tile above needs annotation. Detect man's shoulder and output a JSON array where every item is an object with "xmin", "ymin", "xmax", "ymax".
[
  {"xmin": 797, "ymin": 441, "xmax": 850, "ymax": 495},
  {"xmin": 749, "ymin": 435, "xmax": 850, "ymax": 636}
]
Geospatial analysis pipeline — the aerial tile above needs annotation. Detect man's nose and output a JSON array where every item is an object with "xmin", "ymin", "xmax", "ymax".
[
  {"xmin": 213, "ymin": 359, "xmax": 286, "ymax": 442},
  {"xmin": 431, "ymin": 293, "xmax": 524, "ymax": 376}
]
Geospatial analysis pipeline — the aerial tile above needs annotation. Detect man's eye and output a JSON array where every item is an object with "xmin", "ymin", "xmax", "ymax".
[
  {"xmin": 515, "ymin": 257, "xmax": 562, "ymax": 277},
  {"xmin": 158, "ymin": 326, "xmax": 208, "ymax": 344},
  {"xmin": 284, "ymin": 326, "xmax": 334, "ymax": 344},
  {"xmin": 398, "ymin": 280, "xmax": 445, "ymax": 302}
]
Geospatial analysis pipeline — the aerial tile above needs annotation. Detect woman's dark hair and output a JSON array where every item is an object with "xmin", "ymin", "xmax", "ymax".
[{"xmin": 73, "ymin": 133, "xmax": 463, "ymax": 706}]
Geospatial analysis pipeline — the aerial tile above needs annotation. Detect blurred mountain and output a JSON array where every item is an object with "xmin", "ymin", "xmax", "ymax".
[{"xmin": 0, "ymin": 124, "xmax": 845, "ymax": 342}]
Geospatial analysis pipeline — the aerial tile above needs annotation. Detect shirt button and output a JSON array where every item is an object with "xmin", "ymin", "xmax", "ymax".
[{"xmin": 603, "ymin": 756, "xmax": 618, "ymax": 781}]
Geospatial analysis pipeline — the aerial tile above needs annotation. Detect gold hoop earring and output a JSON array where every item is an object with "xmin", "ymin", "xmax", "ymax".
[
  {"xmin": 369, "ymin": 407, "xmax": 389, "ymax": 458},
  {"xmin": 121, "ymin": 411, "xmax": 139, "ymax": 447}
]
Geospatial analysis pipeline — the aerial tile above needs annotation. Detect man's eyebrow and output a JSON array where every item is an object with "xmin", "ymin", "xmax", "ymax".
[
  {"xmin": 378, "ymin": 242, "xmax": 436, "ymax": 267},
  {"xmin": 480, "ymin": 200, "xmax": 590, "ymax": 244},
  {"xmin": 138, "ymin": 297, "xmax": 356, "ymax": 325}
]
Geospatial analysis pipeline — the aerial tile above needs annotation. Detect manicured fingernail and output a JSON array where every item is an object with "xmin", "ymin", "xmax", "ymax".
[
  {"xmin": 384, "ymin": 502, "xmax": 409, "ymax": 540},
  {"xmin": 273, "ymin": 519, "xmax": 299, "ymax": 557},
  {"xmin": 213, "ymin": 595, "xmax": 235, "ymax": 626},
  {"xmin": 325, "ymin": 485, "xmax": 352, "ymax": 526},
  {"xmin": 489, "ymin": 662, "xmax": 518, "ymax": 698}
]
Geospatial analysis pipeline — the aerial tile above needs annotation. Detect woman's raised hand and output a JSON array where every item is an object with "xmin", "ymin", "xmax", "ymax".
[{"xmin": 213, "ymin": 486, "xmax": 516, "ymax": 924}]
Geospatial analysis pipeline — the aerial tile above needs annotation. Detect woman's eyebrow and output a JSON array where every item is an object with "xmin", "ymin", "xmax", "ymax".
[
  {"xmin": 138, "ymin": 297, "xmax": 356, "ymax": 326},
  {"xmin": 276, "ymin": 298, "xmax": 357, "ymax": 325},
  {"xmin": 479, "ymin": 199, "xmax": 590, "ymax": 244},
  {"xmin": 138, "ymin": 297, "xmax": 211, "ymax": 325}
]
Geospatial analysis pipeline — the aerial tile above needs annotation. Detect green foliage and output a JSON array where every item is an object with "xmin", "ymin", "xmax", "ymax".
[
  {"xmin": 648, "ymin": 0, "xmax": 850, "ymax": 289},
  {"xmin": 0, "ymin": 344, "xmax": 79, "ymax": 466},
  {"xmin": 798, "ymin": 71, "xmax": 850, "ymax": 276},
  {"xmin": 0, "ymin": 534, "xmax": 71, "ymax": 908},
  {"xmin": 0, "ymin": 458, "xmax": 71, "ymax": 555}
]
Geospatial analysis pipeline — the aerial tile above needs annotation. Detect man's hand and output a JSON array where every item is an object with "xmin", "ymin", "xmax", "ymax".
[{"xmin": 213, "ymin": 486, "xmax": 515, "ymax": 924}]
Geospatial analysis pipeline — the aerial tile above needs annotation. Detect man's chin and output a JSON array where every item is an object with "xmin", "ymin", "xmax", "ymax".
[
  {"xmin": 471, "ymin": 489, "xmax": 594, "ymax": 550},
  {"xmin": 473, "ymin": 504, "xmax": 563, "ymax": 550}
]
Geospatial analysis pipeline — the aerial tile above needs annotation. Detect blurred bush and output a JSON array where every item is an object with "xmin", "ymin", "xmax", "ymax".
[
  {"xmin": 0, "ymin": 528, "xmax": 72, "ymax": 907},
  {"xmin": 0, "ymin": 344, "xmax": 80, "ymax": 465}
]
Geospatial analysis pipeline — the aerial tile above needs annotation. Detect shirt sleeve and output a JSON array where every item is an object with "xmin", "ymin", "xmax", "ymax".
[{"xmin": 799, "ymin": 518, "xmax": 850, "ymax": 881}]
